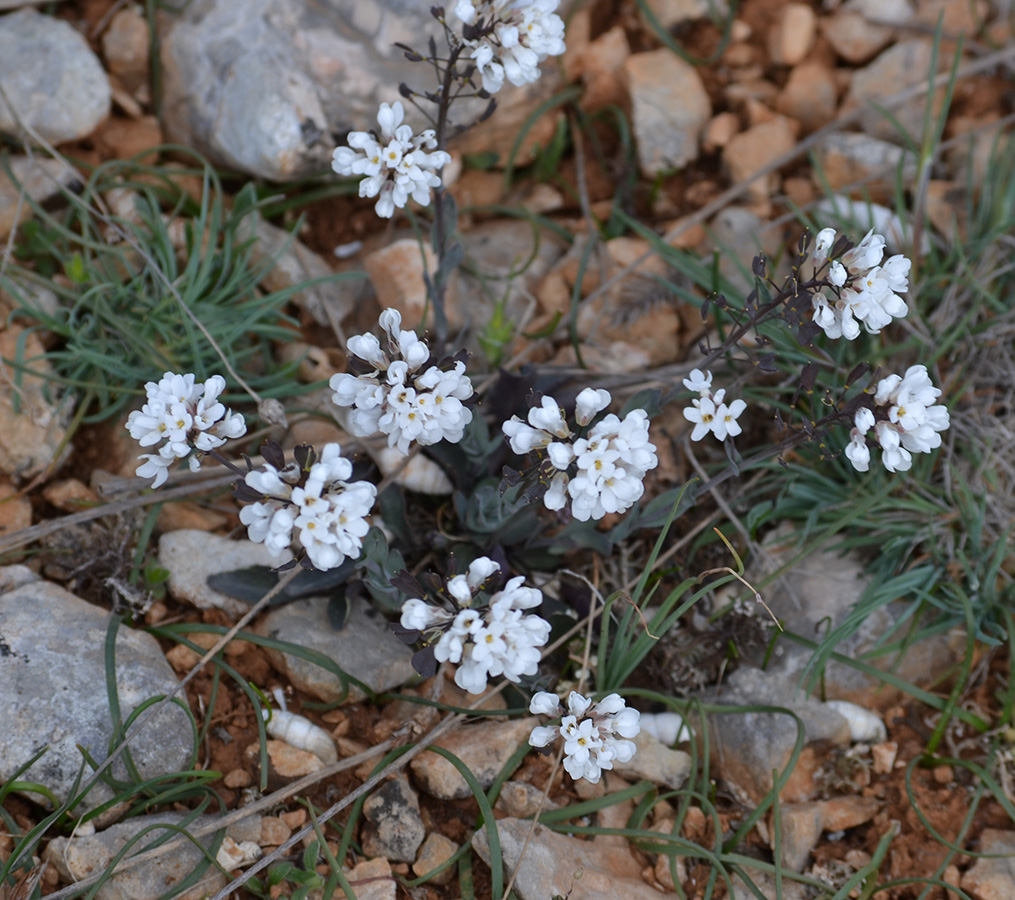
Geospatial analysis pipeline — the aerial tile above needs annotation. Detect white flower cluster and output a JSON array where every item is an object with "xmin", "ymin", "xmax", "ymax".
[
  {"xmin": 528, "ymin": 691, "xmax": 640, "ymax": 784},
  {"xmin": 331, "ymin": 101, "xmax": 451, "ymax": 219},
  {"xmin": 399, "ymin": 557, "xmax": 551, "ymax": 694},
  {"xmin": 681, "ymin": 368, "xmax": 747, "ymax": 443},
  {"xmin": 454, "ymin": 0, "xmax": 566, "ymax": 94},
  {"xmin": 125, "ymin": 372, "xmax": 246, "ymax": 488},
  {"xmin": 330, "ymin": 309, "xmax": 474, "ymax": 455},
  {"xmin": 810, "ymin": 227, "xmax": 911, "ymax": 340},
  {"xmin": 845, "ymin": 365, "xmax": 949, "ymax": 474},
  {"xmin": 502, "ymin": 388, "xmax": 658, "ymax": 521},
  {"xmin": 239, "ymin": 443, "xmax": 376, "ymax": 570}
]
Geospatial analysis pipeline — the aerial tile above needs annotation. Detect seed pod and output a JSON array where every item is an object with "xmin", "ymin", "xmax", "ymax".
[{"xmin": 825, "ymin": 700, "xmax": 887, "ymax": 743}]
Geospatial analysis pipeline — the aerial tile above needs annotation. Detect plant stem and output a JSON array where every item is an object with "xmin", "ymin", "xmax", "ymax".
[{"xmin": 430, "ymin": 40, "xmax": 465, "ymax": 354}]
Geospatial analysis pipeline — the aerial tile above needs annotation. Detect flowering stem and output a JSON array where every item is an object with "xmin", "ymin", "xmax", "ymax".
[
  {"xmin": 430, "ymin": 41, "xmax": 465, "ymax": 354},
  {"xmin": 208, "ymin": 448, "xmax": 246, "ymax": 477}
]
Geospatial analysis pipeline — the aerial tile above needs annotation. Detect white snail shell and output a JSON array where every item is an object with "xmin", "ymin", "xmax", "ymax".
[
  {"xmin": 369, "ymin": 446, "xmax": 454, "ymax": 495},
  {"xmin": 825, "ymin": 700, "xmax": 887, "ymax": 743},
  {"xmin": 263, "ymin": 705, "xmax": 338, "ymax": 765},
  {"xmin": 216, "ymin": 836, "xmax": 263, "ymax": 869}
]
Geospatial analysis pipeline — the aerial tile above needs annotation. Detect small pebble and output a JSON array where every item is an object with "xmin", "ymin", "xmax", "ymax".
[
  {"xmin": 260, "ymin": 816, "xmax": 292, "ymax": 846},
  {"xmin": 223, "ymin": 768, "xmax": 253, "ymax": 788},
  {"xmin": 871, "ymin": 741, "xmax": 898, "ymax": 775},
  {"xmin": 280, "ymin": 809, "xmax": 308, "ymax": 830},
  {"xmin": 933, "ymin": 764, "xmax": 953, "ymax": 784}
]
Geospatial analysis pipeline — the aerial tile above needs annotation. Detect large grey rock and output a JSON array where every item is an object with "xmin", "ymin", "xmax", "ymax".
[
  {"xmin": 0, "ymin": 582, "xmax": 193, "ymax": 812},
  {"xmin": 246, "ymin": 217, "xmax": 357, "ymax": 327},
  {"xmin": 814, "ymin": 132, "xmax": 917, "ymax": 200},
  {"xmin": 844, "ymin": 40, "xmax": 945, "ymax": 143},
  {"xmin": 0, "ymin": 8, "xmax": 110, "ymax": 143},
  {"xmin": 473, "ymin": 817, "xmax": 665, "ymax": 900},
  {"xmin": 614, "ymin": 730, "xmax": 692, "ymax": 790},
  {"xmin": 0, "ymin": 155, "xmax": 82, "ymax": 239},
  {"xmin": 624, "ymin": 48, "xmax": 711, "ymax": 176},
  {"xmin": 157, "ymin": 0, "xmax": 564, "ymax": 181},
  {"xmin": 158, "ymin": 529, "xmax": 282, "ymax": 618},
  {"xmin": 256, "ymin": 594, "xmax": 415, "ymax": 703},
  {"xmin": 741, "ymin": 525, "xmax": 963, "ymax": 707},
  {"xmin": 44, "ymin": 813, "xmax": 261, "ymax": 900},
  {"xmin": 410, "ymin": 718, "xmax": 533, "ymax": 800},
  {"xmin": 705, "ymin": 667, "xmax": 851, "ymax": 804},
  {"xmin": 361, "ymin": 775, "xmax": 425, "ymax": 863}
]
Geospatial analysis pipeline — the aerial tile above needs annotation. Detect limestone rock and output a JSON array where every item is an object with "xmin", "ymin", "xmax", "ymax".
[
  {"xmin": 625, "ymin": 49, "xmax": 712, "ymax": 176},
  {"xmin": 362, "ymin": 776, "xmax": 425, "ymax": 862},
  {"xmin": 159, "ymin": 0, "xmax": 563, "ymax": 179},
  {"xmin": 614, "ymin": 731, "xmax": 692, "ymax": 791},
  {"xmin": 0, "ymin": 325, "xmax": 73, "ymax": 480},
  {"xmin": 411, "ymin": 718, "xmax": 533, "ymax": 800},
  {"xmin": 44, "ymin": 813, "xmax": 261, "ymax": 900},
  {"xmin": 639, "ymin": 0, "xmax": 730, "ymax": 28},
  {"xmin": 705, "ymin": 667, "xmax": 852, "ymax": 804},
  {"xmin": 159, "ymin": 530, "xmax": 282, "ymax": 618},
  {"xmin": 0, "ymin": 155, "xmax": 82, "ymax": 239},
  {"xmin": 0, "ymin": 581, "xmax": 193, "ymax": 812},
  {"xmin": 413, "ymin": 832, "xmax": 458, "ymax": 885},
  {"xmin": 722, "ymin": 116, "xmax": 797, "ymax": 209},
  {"xmin": 247, "ymin": 217, "xmax": 356, "ymax": 327},
  {"xmin": 844, "ymin": 40, "xmax": 945, "ymax": 143},
  {"xmin": 960, "ymin": 829, "xmax": 1015, "ymax": 900},
  {"xmin": 706, "ymin": 205, "xmax": 785, "ymax": 297},
  {"xmin": 363, "ymin": 238, "xmax": 446, "ymax": 333},
  {"xmin": 473, "ymin": 817, "xmax": 665, "ymax": 900},
  {"xmin": 571, "ymin": 235, "xmax": 684, "ymax": 366},
  {"xmin": 575, "ymin": 25, "xmax": 630, "ymax": 112},
  {"xmin": 0, "ymin": 8, "xmax": 110, "ymax": 143},
  {"xmin": 257, "ymin": 594, "xmax": 415, "ymax": 703},
  {"xmin": 821, "ymin": 10, "xmax": 894, "ymax": 64},
  {"xmin": 739, "ymin": 524, "xmax": 962, "ymax": 707},
  {"xmin": 102, "ymin": 5, "xmax": 151, "ymax": 94},
  {"xmin": 342, "ymin": 858, "xmax": 397, "ymax": 900},
  {"xmin": 814, "ymin": 132, "xmax": 917, "ymax": 202},
  {"xmin": 767, "ymin": 4, "xmax": 816, "ymax": 66},
  {"xmin": 777, "ymin": 62, "xmax": 839, "ymax": 134}
]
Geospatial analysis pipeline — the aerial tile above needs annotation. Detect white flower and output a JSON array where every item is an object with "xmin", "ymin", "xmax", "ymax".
[
  {"xmin": 502, "ymin": 395, "xmax": 571, "ymax": 454},
  {"xmin": 529, "ymin": 691, "xmax": 563, "ymax": 716},
  {"xmin": 126, "ymin": 372, "xmax": 247, "ymax": 487},
  {"xmin": 810, "ymin": 228, "xmax": 911, "ymax": 340},
  {"xmin": 574, "ymin": 388, "xmax": 611, "ymax": 426},
  {"xmin": 400, "ymin": 559, "xmax": 551, "ymax": 694},
  {"xmin": 454, "ymin": 0, "xmax": 566, "ymax": 95},
  {"xmin": 683, "ymin": 397, "xmax": 717, "ymax": 442},
  {"xmin": 239, "ymin": 443, "xmax": 375, "ymax": 570},
  {"xmin": 813, "ymin": 227, "xmax": 836, "ymax": 262},
  {"xmin": 682, "ymin": 368, "xmax": 713, "ymax": 395},
  {"xmin": 528, "ymin": 691, "xmax": 641, "ymax": 784},
  {"xmin": 844, "ymin": 366, "xmax": 948, "ymax": 473},
  {"xmin": 844, "ymin": 431, "xmax": 870, "ymax": 472},
  {"xmin": 331, "ymin": 310, "xmax": 474, "ymax": 455},
  {"xmin": 332, "ymin": 101, "xmax": 452, "ymax": 219},
  {"xmin": 565, "ymin": 411, "xmax": 657, "ymax": 522},
  {"xmin": 712, "ymin": 398, "xmax": 747, "ymax": 441}
]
